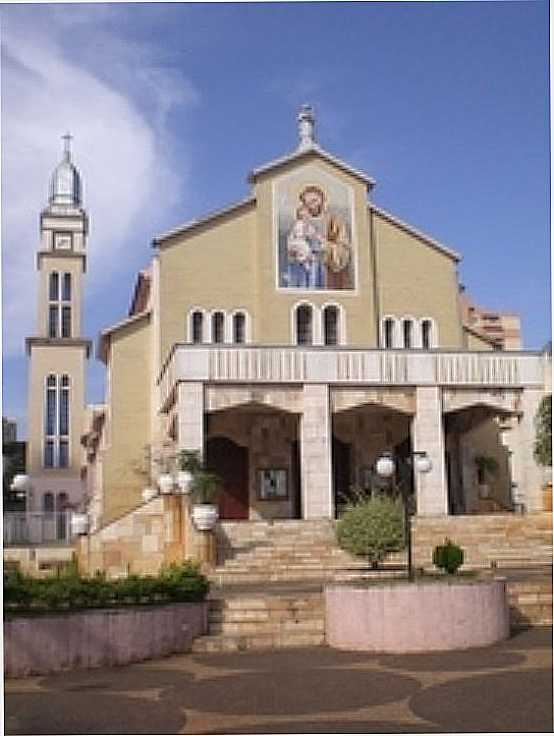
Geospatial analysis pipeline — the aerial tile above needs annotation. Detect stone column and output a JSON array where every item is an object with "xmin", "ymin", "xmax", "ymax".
[
  {"xmin": 177, "ymin": 382, "xmax": 205, "ymax": 456},
  {"xmin": 300, "ymin": 384, "xmax": 333, "ymax": 519},
  {"xmin": 504, "ymin": 388, "xmax": 545, "ymax": 512},
  {"xmin": 412, "ymin": 386, "xmax": 448, "ymax": 516}
]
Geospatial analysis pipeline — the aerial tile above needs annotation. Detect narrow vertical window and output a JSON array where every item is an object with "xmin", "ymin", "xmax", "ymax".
[
  {"xmin": 296, "ymin": 305, "xmax": 312, "ymax": 345},
  {"xmin": 62, "ymin": 273, "xmax": 71, "ymax": 302},
  {"xmin": 403, "ymin": 319, "xmax": 413, "ymax": 349},
  {"xmin": 61, "ymin": 306, "xmax": 71, "ymax": 337},
  {"xmin": 49, "ymin": 272, "xmax": 59, "ymax": 301},
  {"xmin": 191, "ymin": 311, "xmax": 203, "ymax": 343},
  {"xmin": 43, "ymin": 374, "xmax": 70, "ymax": 469},
  {"xmin": 383, "ymin": 318, "xmax": 395, "ymax": 348},
  {"xmin": 212, "ymin": 312, "xmax": 225, "ymax": 343},
  {"xmin": 46, "ymin": 375, "xmax": 57, "ymax": 435},
  {"xmin": 43, "ymin": 492, "xmax": 54, "ymax": 513},
  {"xmin": 233, "ymin": 313, "xmax": 246, "ymax": 344},
  {"xmin": 323, "ymin": 306, "xmax": 339, "ymax": 346},
  {"xmin": 59, "ymin": 375, "xmax": 69, "ymax": 435},
  {"xmin": 59, "ymin": 440, "xmax": 69, "ymax": 468},
  {"xmin": 49, "ymin": 306, "xmax": 59, "ymax": 338},
  {"xmin": 422, "ymin": 320, "xmax": 432, "ymax": 349},
  {"xmin": 44, "ymin": 441, "xmax": 55, "ymax": 468}
]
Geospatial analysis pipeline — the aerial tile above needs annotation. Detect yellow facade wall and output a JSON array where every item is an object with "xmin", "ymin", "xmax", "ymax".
[
  {"xmin": 158, "ymin": 204, "xmax": 257, "ymax": 360},
  {"xmin": 101, "ymin": 315, "xmax": 152, "ymax": 525},
  {"xmin": 373, "ymin": 212, "xmax": 463, "ymax": 348}
]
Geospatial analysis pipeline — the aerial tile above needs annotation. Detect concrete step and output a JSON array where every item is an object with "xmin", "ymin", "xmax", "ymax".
[
  {"xmin": 191, "ymin": 630, "xmax": 325, "ymax": 654},
  {"xmin": 508, "ymin": 580, "xmax": 552, "ymax": 628}
]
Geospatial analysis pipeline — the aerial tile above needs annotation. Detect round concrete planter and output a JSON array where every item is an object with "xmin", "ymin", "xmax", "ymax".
[{"xmin": 325, "ymin": 578, "xmax": 509, "ymax": 653}]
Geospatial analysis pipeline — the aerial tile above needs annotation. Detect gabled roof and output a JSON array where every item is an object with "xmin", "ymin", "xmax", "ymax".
[
  {"xmin": 153, "ymin": 196, "xmax": 256, "ymax": 246},
  {"xmin": 247, "ymin": 142, "xmax": 376, "ymax": 188},
  {"xmin": 97, "ymin": 310, "xmax": 151, "ymax": 364},
  {"xmin": 370, "ymin": 203, "xmax": 461, "ymax": 262}
]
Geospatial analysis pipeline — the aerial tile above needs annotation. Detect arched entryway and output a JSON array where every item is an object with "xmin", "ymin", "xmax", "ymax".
[{"xmin": 206, "ymin": 436, "xmax": 249, "ymax": 520}]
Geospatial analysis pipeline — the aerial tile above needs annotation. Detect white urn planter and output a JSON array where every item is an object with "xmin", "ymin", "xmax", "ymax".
[
  {"xmin": 158, "ymin": 474, "xmax": 175, "ymax": 495},
  {"xmin": 70, "ymin": 513, "xmax": 89, "ymax": 536},
  {"xmin": 192, "ymin": 504, "xmax": 219, "ymax": 531},
  {"xmin": 142, "ymin": 487, "xmax": 158, "ymax": 503},
  {"xmin": 176, "ymin": 470, "xmax": 193, "ymax": 495}
]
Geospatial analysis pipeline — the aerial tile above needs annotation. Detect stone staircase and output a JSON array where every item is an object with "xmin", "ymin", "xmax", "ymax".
[
  {"xmin": 210, "ymin": 519, "xmax": 405, "ymax": 585},
  {"xmin": 508, "ymin": 578, "xmax": 553, "ymax": 628},
  {"xmin": 191, "ymin": 591, "xmax": 325, "ymax": 653}
]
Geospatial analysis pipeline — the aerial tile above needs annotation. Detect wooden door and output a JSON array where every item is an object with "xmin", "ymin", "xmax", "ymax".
[{"xmin": 206, "ymin": 437, "xmax": 249, "ymax": 520}]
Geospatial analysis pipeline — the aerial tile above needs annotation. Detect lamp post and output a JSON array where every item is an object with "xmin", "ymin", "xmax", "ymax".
[{"xmin": 375, "ymin": 450, "xmax": 432, "ymax": 581}]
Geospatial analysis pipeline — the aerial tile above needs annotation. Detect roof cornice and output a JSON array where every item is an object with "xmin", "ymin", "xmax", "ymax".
[
  {"xmin": 26, "ymin": 337, "xmax": 92, "ymax": 358},
  {"xmin": 370, "ymin": 204, "xmax": 461, "ymax": 262},
  {"xmin": 153, "ymin": 197, "xmax": 256, "ymax": 247},
  {"xmin": 248, "ymin": 143, "xmax": 376, "ymax": 187}
]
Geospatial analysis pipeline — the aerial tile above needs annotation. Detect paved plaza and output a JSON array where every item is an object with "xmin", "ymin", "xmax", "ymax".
[{"xmin": 4, "ymin": 626, "xmax": 552, "ymax": 735}]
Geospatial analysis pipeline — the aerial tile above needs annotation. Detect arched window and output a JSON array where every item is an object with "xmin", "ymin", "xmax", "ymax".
[
  {"xmin": 402, "ymin": 319, "xmax": 413, "ymax": 349},
  {"xmin": 383, "ymin": 318, "xmax": 396, "ymax": 349},
  {"xmin": 296, "ymin": 305, "xmax": 313, "ymax": 345},
  {"xmin": 323, "ymin": 306, "xmax": 339, "ymax": 346},
  {"xmin": 43, "ymin": 492, "xmax": 54, "ymax": 514},
  {"xmin": 43, "ymin": 374, "xmax": 70, "ymax": 469},
  {"xmin": 191, "ymin": 311, "xmax": 203, "ymax": 343},
  {"xmin": 421, "ymin": 319, "xmax": 432, "ymax": 349},
  {"xmin": 212, "ymin": 312, "xmax": 225, "ymax": 343},
  {"xmin": 56, "ymin": 492, "xmax": 68, "ymax": 511},
  {"xmin": 233, "ymin": 313, "xmax": 246, "ymax": 344}
]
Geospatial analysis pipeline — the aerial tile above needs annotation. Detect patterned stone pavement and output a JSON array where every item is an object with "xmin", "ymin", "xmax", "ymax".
[{"xmin": 4, "ymin": 627, "xmax": 552, "ymax": 735}]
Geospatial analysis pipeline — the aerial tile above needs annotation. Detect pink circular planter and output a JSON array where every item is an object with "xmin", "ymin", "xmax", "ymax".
[{"xmin": 325, "ymin": 578, "xmax": 509, "ymax": 653}]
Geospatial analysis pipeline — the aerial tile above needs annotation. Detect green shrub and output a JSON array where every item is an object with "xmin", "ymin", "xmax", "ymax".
[
  {"xmin": 432, "ymin": 538, "xmax": 464, "ymax": 574},
  {"xmin": 337, "ymin": 494, "xmax": 405, "ymax": 566},
  {"xmin": 3, "ymin": 561, "xmax": 209, "ymax": 614}
]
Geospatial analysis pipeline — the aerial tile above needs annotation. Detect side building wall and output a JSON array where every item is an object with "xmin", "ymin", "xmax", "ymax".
[{"xmin": 101, "ymin": 314, "xmax": 152, "ymax": 525}]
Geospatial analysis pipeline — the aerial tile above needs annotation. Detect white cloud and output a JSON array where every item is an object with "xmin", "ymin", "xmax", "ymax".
[{"xmin": 1, "ymin": 8, "xmax": 198, "ymax": 357}]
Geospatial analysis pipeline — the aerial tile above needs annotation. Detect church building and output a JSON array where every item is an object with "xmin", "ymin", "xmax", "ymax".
[{"xmin": 26, "ymin": 108, "xmax": 549, "ymax": 571}]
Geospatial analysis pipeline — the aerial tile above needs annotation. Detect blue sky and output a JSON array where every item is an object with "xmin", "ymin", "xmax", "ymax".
[{"xmin": 1, "ymin": 0, "xmax": 550, "ymax": 437}]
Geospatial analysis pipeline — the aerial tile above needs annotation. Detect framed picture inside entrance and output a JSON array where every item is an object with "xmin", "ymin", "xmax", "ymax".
[{"xmin": 258, "ymin": 468, "xmax": 288, "ymax": 500}]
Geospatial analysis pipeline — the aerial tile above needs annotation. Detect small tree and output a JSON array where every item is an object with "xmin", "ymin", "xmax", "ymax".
[
  {"xmin": 337, "ymin": 493, "xmax": 404, "ymax": 567},
  {"xmin": 534, "ymin": 395, "xmax": 552, "ymax": 467}
]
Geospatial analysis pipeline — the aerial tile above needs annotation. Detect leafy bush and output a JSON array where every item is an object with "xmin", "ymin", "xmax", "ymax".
[
  {"xmin": 337, "ymin": 493, "xmax": 405, "ymax": 566},
  {"xmin": 432, "ymin": 538, "xmax": 464, "ymax": 574},
  {"xmin": 3, "ymin": 561, "xmax": 209, "ymax": 614}
]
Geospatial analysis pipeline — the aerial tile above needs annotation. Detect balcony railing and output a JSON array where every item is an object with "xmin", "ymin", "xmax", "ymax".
[
  {"xmin": 3, "ymin": 512, "xmax": 72, "ymax": 546},
  {"xmin": 158, "ymin": 344, "xmax": 546, "ymax": 412}
]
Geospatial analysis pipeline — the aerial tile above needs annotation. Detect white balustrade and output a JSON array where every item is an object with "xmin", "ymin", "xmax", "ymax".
[{"xmin": 157, "ymin": 345, "xmax": 546, "ymax": 412}]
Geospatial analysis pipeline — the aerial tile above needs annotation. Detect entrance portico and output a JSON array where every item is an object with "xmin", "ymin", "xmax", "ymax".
[{"xmin": 166, "ymin": 345, "xmax": 547, "ymax": 520}]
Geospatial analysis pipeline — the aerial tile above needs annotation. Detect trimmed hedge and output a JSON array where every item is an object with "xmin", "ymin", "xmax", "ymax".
[{"xmin": 4, "ymin": 561, "xmax": 209, "ymax": 614}]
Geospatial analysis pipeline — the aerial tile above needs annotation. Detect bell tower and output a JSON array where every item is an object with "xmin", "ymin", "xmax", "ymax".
[{"xmin": 25, "ymin": 134, "xmax": 92, "ymax": 514}]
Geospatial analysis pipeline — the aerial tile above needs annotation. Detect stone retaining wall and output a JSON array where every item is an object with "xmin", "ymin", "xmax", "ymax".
[
  {"xmin": 3, "ymin": 546, "xmax": 75, "ymax": 577},
  {"xmin": 413, "ymin": 512, "xmax": 552, "ymax": 569},
  {"xmin": 4, "ymin": 602, "xmax": 207, "ymax": 677}
]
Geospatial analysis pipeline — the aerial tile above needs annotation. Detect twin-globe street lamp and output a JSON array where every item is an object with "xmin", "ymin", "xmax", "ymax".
[{"xmin": 375, "ymin": 450, "xmax": 432, "ymax": 581}]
